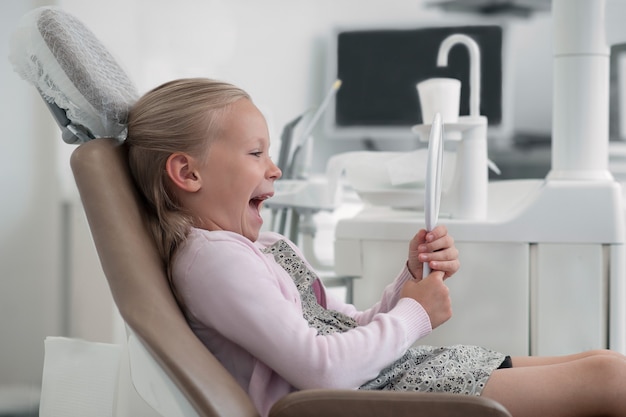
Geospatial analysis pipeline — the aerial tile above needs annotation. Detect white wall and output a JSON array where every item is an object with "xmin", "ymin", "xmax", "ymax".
[
  {"xmin": 60, "ymin": 0, "xmax": 456, "ymax": 169},
  {"xmin": 0, "ymin": 0, "xmax": 117, "ymax": 399},
  {"xmin": 0, "ymin": 0, "xmax": 62, "ymax": 392},
  {"xmin": 56, "ymin": 0, "xmax": 564, "ymax": 168}
]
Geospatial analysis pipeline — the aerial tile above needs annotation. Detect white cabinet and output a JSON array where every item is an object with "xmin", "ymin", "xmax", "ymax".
[
  {"xmin": 334, "ymin": 179, "xmax": 626, "ymax": 356},
  {"xmin": 337, "ymin": 237, "xmax": 530, "ymax": 356},
  {"xmin": 532, "ymin": 243, "xmax": 607, "ymax": 356}
]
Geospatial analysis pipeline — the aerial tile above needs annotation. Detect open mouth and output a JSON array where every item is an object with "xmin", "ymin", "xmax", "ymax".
[
  {"xmin": 249, "ymin": 193, "xmax": 272, "ymax": 212},
  {"xmin": 249, "ymin": 197, "xmax": 263, "ymax": 211}
]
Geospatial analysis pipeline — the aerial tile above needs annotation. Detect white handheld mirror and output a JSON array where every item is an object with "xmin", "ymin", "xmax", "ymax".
[{"xmin": 423, "ymin": 112, "xmax": 444, "ymax": 278}]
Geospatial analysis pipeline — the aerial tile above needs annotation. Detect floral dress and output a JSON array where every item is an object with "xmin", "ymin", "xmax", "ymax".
[{"xmin": 264, "ymin": 239, "xmax": 506, "ymax": 396}]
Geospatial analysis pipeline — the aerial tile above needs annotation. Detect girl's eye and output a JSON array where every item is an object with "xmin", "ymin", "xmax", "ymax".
[{"xmin": 250, "ymin": 151, "xmax": 263, "ymax": 157}]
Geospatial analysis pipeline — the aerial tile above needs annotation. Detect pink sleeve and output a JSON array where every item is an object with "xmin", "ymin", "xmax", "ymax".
[
  {"xmin": 275, "ymin": 234, "xmax": 426, "ymax": 326},
  {"xmin": 174, "ymin": 233, "xmax": 431, "ymax": 390},
  {"xmin": 325, "ymin": 264, "xmax": 427, "ymax": 326}
]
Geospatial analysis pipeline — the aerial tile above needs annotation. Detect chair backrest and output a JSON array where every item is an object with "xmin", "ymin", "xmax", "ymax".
[{"xmin": 70, "ymin": 138, "xmax": 260, "ymax": 417}]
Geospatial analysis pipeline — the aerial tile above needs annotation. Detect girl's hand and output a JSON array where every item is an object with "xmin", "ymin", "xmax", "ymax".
[
  {"xmin": 400, "ymin": 270, "xmax": 451, "ymax": 329},
  {"xmin": 407, "ymin": 224, "xmax": 459, "ymax": 280}
]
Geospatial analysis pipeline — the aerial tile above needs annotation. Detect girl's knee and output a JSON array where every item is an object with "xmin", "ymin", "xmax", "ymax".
[
  {"xmin": 585, "ymin": 349, "xmax": 626, "ymax": 361},
  {"xmin": 584, "ymin": 354, "xmax": 626, "ymax": 381}
]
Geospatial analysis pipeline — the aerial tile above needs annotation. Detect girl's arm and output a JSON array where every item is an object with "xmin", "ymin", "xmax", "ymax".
[
  {"xmin": 175, "ymin": 232, "xmax": 431, "ymax": 390},
  {"xmin": 327, "ymin": 225, "xmax": 459, "ymax": 324}
]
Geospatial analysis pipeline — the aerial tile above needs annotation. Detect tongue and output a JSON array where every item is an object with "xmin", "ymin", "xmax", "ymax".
[{"xmin": 250, "ymin": 199, "xmax": 261, "ymax": 214}]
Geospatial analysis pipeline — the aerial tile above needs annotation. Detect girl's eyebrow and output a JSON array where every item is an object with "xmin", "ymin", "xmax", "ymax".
[{"xmin": 250, "ymin": 136, "xmax": 269, "ymax": 146}]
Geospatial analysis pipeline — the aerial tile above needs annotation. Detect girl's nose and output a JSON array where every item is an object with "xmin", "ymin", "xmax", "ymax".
[{"xmin": 268, "ymin": 160, "xmax": 282, "ymax": 180}]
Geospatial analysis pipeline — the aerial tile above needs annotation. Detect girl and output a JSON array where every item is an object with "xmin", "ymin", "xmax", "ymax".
[{"xmin": 125, "ymin": 78, "xmax": 626, "ymax": 417}]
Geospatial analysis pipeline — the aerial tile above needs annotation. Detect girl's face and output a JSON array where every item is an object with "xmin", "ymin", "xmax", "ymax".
[{"xmin": 193, "ymin": 98, "xmax": 281, "ymax": 241}]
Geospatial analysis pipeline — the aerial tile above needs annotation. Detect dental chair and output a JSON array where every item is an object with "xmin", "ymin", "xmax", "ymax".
[{"xmin": 72, "ymin": 137, "xmax": 512, "ymax": 417}]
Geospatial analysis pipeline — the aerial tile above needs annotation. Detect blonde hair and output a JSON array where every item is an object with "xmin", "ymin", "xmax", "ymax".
[{"xmin": 125, "ymin": 78, "xmax": 250, "ymax": 282}]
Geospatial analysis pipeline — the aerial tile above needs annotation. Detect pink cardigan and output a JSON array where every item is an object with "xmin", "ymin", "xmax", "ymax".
[{"xmin": 172, "ymin": 228, "xmax": 432, "ymax": 417}]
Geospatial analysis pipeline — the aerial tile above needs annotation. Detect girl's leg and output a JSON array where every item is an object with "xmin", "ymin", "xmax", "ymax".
[
  {"xmin": 481, "ymin": 354, "xmax": 626, "ymax": 417},
  {"xmin": 511, "ymin": 349, "xmax": 626, "ymax": 368}
]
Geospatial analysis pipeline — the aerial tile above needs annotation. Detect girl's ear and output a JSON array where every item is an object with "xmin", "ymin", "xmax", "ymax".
[{"xmin": 165, "ymin": 153, "xmax": 202, "ymax": 192}]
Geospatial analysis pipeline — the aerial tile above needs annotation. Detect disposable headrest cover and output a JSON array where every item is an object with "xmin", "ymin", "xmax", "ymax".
[{"xmin": 9, "ymin": 6, "xmax": 138, "ymax": 140}]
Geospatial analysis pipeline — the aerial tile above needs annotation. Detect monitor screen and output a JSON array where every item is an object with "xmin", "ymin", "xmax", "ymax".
[{"xmin": 325, "ymin": 25, "xmax": 503, "ymax": 141}]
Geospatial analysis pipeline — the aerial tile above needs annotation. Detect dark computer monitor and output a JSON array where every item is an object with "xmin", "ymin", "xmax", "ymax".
[{"xmin": 324, "ymin": 24, "xmax": 504, "ymax": 141}]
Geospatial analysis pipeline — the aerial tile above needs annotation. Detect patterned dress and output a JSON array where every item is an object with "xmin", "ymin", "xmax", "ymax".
[{"xmin": 264, "ymin": 239, "xmax": 506, "ymax": 396}]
